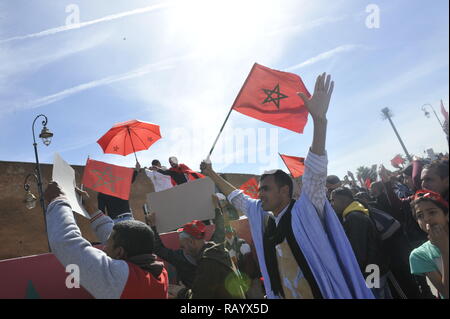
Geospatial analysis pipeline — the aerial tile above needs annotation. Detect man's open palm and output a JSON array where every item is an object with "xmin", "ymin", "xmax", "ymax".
[{"xmin": 298, "ymin": 73, "xmax": 334, "ymax": 121}]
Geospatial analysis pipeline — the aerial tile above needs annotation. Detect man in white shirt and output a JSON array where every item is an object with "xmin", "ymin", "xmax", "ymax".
[{"xmin": 200, "ymin": 73, "xmax": 374, "ymax": 299}]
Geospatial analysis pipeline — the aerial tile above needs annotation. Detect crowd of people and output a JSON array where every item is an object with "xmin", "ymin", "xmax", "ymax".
[{"xmin": 42, "ymin": 73, "xmax": 448, "ymax": 299}]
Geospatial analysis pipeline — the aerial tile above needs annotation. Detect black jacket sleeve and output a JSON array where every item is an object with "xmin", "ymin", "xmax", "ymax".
[
  {"xmin": 343, "ymin": 212, "xmax": 372, "ymax": 273},
  {"xmin": 151, "ymin": 226, "xmax": 187, "ymax": 267}
]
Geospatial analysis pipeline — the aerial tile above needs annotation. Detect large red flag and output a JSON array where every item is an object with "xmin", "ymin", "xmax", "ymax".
[
  {"xmin": 232, "ymin": 63, "xmax": 311, "ymax": 133},
  {"xmin": 279, "ymin": 154, "xmax": 305, "ymax": 178},
  {"xmin": 240, "ymin": 177, "xmax": 259, "ymax": 199},
  {"xmin": 82, "ymin": 159, "xmax": 134, "ymax": 200}
]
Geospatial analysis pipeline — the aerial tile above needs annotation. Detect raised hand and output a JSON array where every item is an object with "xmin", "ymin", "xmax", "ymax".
[
  {"xmin": 200, "ymin": 159, "xmax": 213, "ymax": 175},
  {"xmin": 75, "ymin": 186, "xmax": 97, "ymax": 216},
  {"xmin": 44, "ymin": 181, "xmax": 65, "ymax": 205},
  {"xmin": 145, "ymin": 212, "xmax": 156, "ymax": 227},
  {"xmin": 298, "ymin": 73, "xmax": 334, "ymax": 122}
]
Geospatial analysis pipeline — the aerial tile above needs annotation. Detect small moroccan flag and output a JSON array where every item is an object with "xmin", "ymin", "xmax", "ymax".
[
  {"xmin": 82, "ymin": 159, "xmax": 134, "ymax": 200},
  {"xmin": 279, "ymin": 154, "xmax": 305, "ymax": 178},
  {"xmin": 240, "ymin": 177, "xmax": 259, "ymax": 199}
]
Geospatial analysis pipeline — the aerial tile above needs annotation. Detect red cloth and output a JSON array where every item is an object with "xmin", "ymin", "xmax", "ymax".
[
  {"xmin": 82, "ymin": 159, "xmax": 134, "ymax": 200},
  {"xmin": 279, "ymin": 154, "xmax": 305, "ymax": 178},
  {"xmin": 365, "ymin": 178, "xmax": 372, "ymax": 190},
  {"xmin": 232, "ymin": 63, "xmax": 311, "ymax": 133},
  {"xmin": 120, "ymin": 263, "xmax": 168, "ymax": 299},
  {"xmin": 170, "ymin": 163, "xmax": 205, "ymax": 185},
  {"xmin": 239, "ymin": 177, "xmax": 259, "ymax": 199},
  {"xmin": 390, "ymin": 155, "xmax": 405, "ymax": 168}
]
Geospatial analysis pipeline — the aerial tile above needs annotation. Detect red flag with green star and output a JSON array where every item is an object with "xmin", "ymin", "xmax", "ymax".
[
  {"xmin": 232, "ymin": 63, "xmax": 311, "ymax": 133},
  {"xmin": 82, "ymin": 159, "xmax": 134, "ymax": 200}
]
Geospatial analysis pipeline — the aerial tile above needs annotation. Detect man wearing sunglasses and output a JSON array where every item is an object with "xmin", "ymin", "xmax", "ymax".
[{"xmin": 201, "ymin": 73, "xmax": 373, "ymax": 299}]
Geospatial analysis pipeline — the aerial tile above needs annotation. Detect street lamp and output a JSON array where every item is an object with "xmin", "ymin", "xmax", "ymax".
[
  {"xmin": 23, "ymin": 174, "xmax": 38, "ymax": 210},
  {"xmin": 28, "ymin": 114, "xmax": 53, "ymax": 250},
  {"xmin": 421, "ymin": 103, "xmax": 444, "ymax": 128},
  {"xmin": 31, "ymin": 114, "xmax": 53, "ymax": 211}
]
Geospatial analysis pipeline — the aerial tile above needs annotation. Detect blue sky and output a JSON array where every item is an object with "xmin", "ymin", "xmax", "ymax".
[{"xmin": 0, "ymin": 0, "xmax": 448, "ymax": 180}]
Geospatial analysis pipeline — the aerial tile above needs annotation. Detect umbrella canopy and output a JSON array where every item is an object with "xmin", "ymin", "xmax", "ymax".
[{"xmin": 97, "ymin": 120, "xmax": 161, "ymax": 161}]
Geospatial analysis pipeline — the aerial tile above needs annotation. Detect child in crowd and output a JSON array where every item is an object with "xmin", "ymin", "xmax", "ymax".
[{"xmin": 409, "ymin": 190, "xmax": 449, "ymax": 299}]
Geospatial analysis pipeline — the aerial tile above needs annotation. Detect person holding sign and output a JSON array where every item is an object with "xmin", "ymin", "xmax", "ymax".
[{"xmin": 44, "ymin": 182, "xmax": 168, "ymax": 299}]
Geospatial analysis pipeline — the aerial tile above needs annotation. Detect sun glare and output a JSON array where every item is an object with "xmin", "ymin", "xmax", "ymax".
[{"xmin": 167, "ymin": 0, "xmax": 282, "ymax": 56}]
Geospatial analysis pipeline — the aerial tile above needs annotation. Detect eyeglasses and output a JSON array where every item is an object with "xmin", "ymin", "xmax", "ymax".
[{"xmin": 414, "ymin": 190, "xmax": 448, "ymax": 209}]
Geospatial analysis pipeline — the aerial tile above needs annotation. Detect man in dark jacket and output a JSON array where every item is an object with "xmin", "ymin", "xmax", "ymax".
[
  {"xmin": 331, "ymin": 187, "xmax": 391, "ymax": 299},
  {"xmin": 170, "ymin": 220, "xmax": 246, "ymax": 299},
  {"xmin": 144, "ymin": 196, "xmax": 226, "ymax": 289}
]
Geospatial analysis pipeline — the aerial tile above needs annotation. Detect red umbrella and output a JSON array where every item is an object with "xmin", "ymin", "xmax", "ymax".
[{"xmin": 97, "ymin": 120, "xmax": 161, "ymax": 163}]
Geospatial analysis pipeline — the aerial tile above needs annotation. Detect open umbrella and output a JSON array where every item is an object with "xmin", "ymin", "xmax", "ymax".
[{"xmin": 97, "ymin": 120, "xmax": 161, "ymax": 164}]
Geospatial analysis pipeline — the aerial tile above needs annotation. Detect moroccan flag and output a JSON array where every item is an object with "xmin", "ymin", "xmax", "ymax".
[
  {"xmin": 232, "ymin": 63, "xmax": 311, "ymax": 133},
  {"xmin": 279, "ymin": 154, "xmax": 305, "ymax": 178},
  {"xmin": 240, "ymin": 177, "xmax": 259, "ymax": 199},
  {"xmin": 82, "ymin": 159, "xmax": 134, "ymax": 200},
  {"xmin": 391, "ymin": 154, "xmax": 405, "ymax": 168}
]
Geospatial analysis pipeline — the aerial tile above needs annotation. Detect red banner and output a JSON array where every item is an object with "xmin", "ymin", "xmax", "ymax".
[
  {"xmin": 240, "ymin": 177, "xmax": 259, "ymax": 199},
  {"xmin": 82, "ymin": 159, "xmax": 134, "ymax": 200},
  {"xmin": 279, "ymin": 154, "xmax": 305, "ymax": 178},
  {"xmin": 232, "ymin": 63, "xmax": 310, "ymax": 133}
]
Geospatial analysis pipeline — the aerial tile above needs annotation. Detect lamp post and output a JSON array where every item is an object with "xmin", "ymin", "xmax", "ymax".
[
  {"xmin": 421, "ymin": 103, "xmax": 444, "ymax": 128},
  {"xmin": 381, "ymin": 107, "xmax": 413, "ymax": 162},
  {"xmin": 421, "ymin": 103, "xmax": 448, "ymax": 144},
  {"xmin": 29, "ymin": 114, "xmax": 53, "ymax": 250}
]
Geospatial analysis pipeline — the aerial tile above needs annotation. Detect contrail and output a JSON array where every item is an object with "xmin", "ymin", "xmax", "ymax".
[
  {"xmin": 0, "ymin": 2, "xmax": 172, "ymax": 44},
  {"xmin": 9, "ymin": 54, "xmax": 193, "ymax": 113},
  {"xmin": 285, "ymin": 44, "xmax": 364, "ymax": 71}
]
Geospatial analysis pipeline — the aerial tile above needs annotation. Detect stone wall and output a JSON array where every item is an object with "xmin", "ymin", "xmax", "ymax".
[{"xmin": 0, "ymin": 160, "xmax": 258, "ymax": 260}]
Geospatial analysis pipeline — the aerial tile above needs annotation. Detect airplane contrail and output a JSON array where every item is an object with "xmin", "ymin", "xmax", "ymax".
[
  {"xmin": 7, "ymin": 53, "xmax": 194, "ymax": 113},
  {"xmin": 0, "ymin": 2, "xmax": 172, "ymax": 44}
]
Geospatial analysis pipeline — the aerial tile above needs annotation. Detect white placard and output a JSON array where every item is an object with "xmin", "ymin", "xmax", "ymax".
[
  {"xmin": 52, "ymin": 153, "xmax": 90, "ymax": 218},
  {"xmin": 147, "ymin": 177, "xmax": 216, "ymax": 233}
]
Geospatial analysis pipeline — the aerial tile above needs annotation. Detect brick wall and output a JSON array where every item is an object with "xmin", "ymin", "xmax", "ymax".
[{"xmin": 0, "ymin": 160, "xmax": 258, "ymax": 260}]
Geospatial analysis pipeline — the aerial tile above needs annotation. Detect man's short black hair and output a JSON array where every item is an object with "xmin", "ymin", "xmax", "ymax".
[
  {"xmin": 151, "ymin": 159, "xmax": 161, "ymax": 166},
  {"xmin": 112, "ymin": 221, "xmax": 155, "ymax": 258},
  {"xmin": 260, "ymin": 170, "xmax": 293, "ymax": 198},
  {"xmin": 326, "ymin": 175, "xmax": 341, "ymax": 185},
  {"xmin": 423, "ymin": 160, "xmax": 449, "ymax": 179},
  {"xmin": 331, "ymin": 187, "xmax": 354, "ymax": 201}
]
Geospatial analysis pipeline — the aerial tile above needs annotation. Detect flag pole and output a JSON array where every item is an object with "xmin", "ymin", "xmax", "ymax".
[
  {"xmin": 207, "ymin": 63, "xmax": 257, "ymax": 161},
  {"xmin": 207, "ymin": 106, "xmax": 234, "ymax": 161}
]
